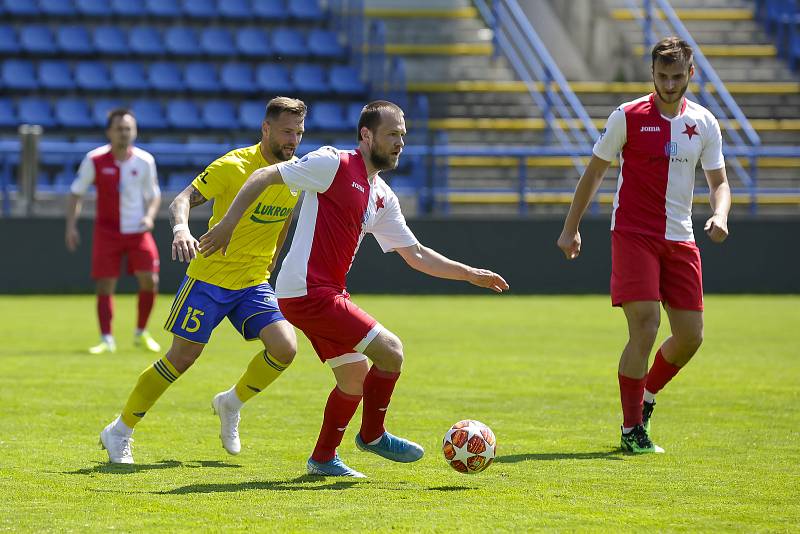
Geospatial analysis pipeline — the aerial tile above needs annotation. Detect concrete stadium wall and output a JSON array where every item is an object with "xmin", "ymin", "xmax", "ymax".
[{"xmin": 1, "ymin": 217, "xmax": 798, "ymax": 294}]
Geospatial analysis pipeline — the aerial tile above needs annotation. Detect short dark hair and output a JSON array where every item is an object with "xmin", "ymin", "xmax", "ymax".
[
  {"xmin": 106, "ymin": 108, "xmax": 134, "ymax": 129},
  {"xmin": 651, "ymin": 37, "xmax": 693, "ymax": 70},
  {"xmin": 265, "ymin": 96, "xmax": 307, "ymax": 122},
  {"xmin": 357, "ymin": 100, "xmax": 404, "ymax": 141}
]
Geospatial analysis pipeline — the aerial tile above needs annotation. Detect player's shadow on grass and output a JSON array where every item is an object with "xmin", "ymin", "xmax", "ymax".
[
  {"xmin": 495, "ymin": 449, "xmax": 624, "ymax": 463},
  {"xmin": 64, "ymin": 459, "xmax": 242, "ymax": 475},
  {"xmin": 155, "ymin": 475, "xmax": 360, "ymax": 494}
]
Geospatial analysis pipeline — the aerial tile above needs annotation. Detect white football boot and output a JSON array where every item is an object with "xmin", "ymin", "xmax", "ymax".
[{"xmin": 212, "ymin": 392, "xmax": 241, "ymax": 455}]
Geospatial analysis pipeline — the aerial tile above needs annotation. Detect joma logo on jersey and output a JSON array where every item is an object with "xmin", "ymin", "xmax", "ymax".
[
  {"xmin": 641, "ymin": 126, "xmax": 661, "ymax": 132},
  {"xmin": 352, "ymin": 181, "xmax": 365, "ymax": 193},
  {"xmin": 250, "ymin": 203, "xmax": 293, "ymax": 224}
]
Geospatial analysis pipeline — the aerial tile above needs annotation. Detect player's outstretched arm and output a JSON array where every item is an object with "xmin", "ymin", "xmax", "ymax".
[
  {"xmin": 198, "ymin": 165, "xmax": 285, "ymax": 257},
  {"xmin": 169, "ymin": 185, "xmax": 207, "ymax": 262},
  {"xmin": 557, "ymin": 155, "xmax": 612, "ymax": 260},
  {"xmin": 703, "ymin": 167, "xmax": 731, "ymax": 243},
  {"xmin": 395, "ymin": 243, "xmax": 509, "ymax": 293}
]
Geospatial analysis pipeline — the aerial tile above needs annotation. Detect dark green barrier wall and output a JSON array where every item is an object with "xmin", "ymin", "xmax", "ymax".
[{"xmin": 1, "ymin": 217, "xmax": 798, "ymax": 294}]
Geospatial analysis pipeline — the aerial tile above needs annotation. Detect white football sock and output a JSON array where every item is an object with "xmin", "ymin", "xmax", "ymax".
[
  {"xmin": 112, "ymin": 416, "xmax": 133, "ymax": 437},
  {"xmin": 644, "ymin": 390, "xmax": 656, "ymax": 404},
  {"xmin": 224, "ymin": 386, "xmax": 244, "ymax": 410}
]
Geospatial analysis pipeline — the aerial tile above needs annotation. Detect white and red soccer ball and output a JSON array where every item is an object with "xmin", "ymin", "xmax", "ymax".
[{"xmin": 442, "ymin": 420, "xmax": 496, "ymax": 474}]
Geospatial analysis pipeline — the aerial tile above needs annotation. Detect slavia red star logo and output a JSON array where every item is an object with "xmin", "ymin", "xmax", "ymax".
[
  {"xmin": 376, "ymin": 196, "xmax": 385, "ymax": 210},
  {"xmin": 682, "ymin": 123, "xmax": 698, "ymax": 140}
]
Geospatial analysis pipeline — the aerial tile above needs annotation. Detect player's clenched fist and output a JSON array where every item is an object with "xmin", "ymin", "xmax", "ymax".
[{"xmin": 557, "ymin": 229, "xmax": 581, "ymax": 259}]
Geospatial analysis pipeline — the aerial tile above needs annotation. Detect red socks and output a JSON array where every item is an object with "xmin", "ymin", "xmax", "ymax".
[
  {"xmin": 311, "ymin": 387, "xmax": 363, "ymax": 463},
  {"xmin": 97, "ymin": 294, "xmax": 113, "ymax": 335},
  {"xmin": 618, "ymin": 373, "xmax": 646, "ymax": 428},
  {"xmin": 359, "ymin": 367, "xmax": 400, "ymax": 443},
  {"xmin": 646, "ymin": 349, "xmax": 682, "ymax": 396},
  {"xmin": 137, "ymin": 290, "xmax": 156, "ymax": 330}
]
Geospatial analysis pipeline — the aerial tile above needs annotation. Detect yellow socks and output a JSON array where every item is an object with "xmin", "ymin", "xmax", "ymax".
[
  {"xmin": 120, "ymin": 357, "xmax": 182, "ymax": 428},
  {"xmin": 233, "ymin": 351, "xmax": 289, "ymax": 403}
]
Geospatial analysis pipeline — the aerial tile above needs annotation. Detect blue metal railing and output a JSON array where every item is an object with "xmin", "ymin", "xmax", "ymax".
[{"xmin": 473, "ymin": 0, "xmax": 598, "ymax": 175}]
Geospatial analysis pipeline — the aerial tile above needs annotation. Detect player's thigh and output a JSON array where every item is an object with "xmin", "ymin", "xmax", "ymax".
[
  {"xmin": 621, "ymin": 300, "xmax": 661, "ymax": 340},
  {"xmin": 660, "ymin": 240, "xmax": 703, "ymax": 312},
  {"xmin": 164, "ymin": 277, "xmax": 230, "ymax": 344},
  {"xmin": 611, "ymin": 230, "xmax": 662, "ymax": 306},
  {"xmin": 664, "ymin": 303, "xmax": 703, "ymax": 347},
  {"xmin": 126, "ymin": 232, "xmax": 160, "ymax": 277}
]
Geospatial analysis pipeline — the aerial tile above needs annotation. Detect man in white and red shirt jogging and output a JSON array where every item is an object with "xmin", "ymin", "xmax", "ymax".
[
  {"xmin": 66, "ymin": 109, "xmax": 162, "ymax": 355},
  {"xmin": 557, "ymin": 38, "xmax": 731, "ymax": 454},
  {"xmin": 200, "ymin": 101, "xmax": 509, "ymax": 477}
]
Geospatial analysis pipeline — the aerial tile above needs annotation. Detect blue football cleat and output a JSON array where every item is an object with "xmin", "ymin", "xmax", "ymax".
[
  {"xmin": 355, "ymin": 431, "xmax": 424, "ymax": 463},
  {"xmin": 306, "ymin": 454, "xmax": 367, "ymax": 478}
]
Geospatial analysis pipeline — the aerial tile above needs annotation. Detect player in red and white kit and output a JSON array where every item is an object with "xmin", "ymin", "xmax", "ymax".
[
  {"xmin": 557, "ymin": 38, "xmax": 731, "ymax": 453},
  {"xmin": 66, "ymin": 109, "xmax": 162, "ymax": 355},
  {"xmin": 200, "ymin": 101, "xmax": 509, "ymax": 477}
]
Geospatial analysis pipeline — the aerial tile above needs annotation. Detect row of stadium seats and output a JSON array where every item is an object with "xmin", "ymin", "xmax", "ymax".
[
  {"xmin": 0, "ymin": 0, "xmax": 323, "ymax": 22},
  {"xmin": 1, "ymin": 61, "xmax": 366, "ymax": 95},
  {"xmin": 0, "ymin": 97, "xmax": 364, "ymax": 131},
  {"xmin": 0, "ymin": 25, "xmax": 344, "ymax": 59}
]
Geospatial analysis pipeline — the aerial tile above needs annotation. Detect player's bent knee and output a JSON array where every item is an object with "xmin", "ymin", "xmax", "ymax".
[
  {"xmin": 269, "ymin": 343, "xmax": 297, "ymax": 365},
  {"xmin": 166, "ymin": 338, "xmax": 204, "ymax": 373}
]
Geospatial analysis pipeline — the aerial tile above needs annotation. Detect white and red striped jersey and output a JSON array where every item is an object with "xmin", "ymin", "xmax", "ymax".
[
  {"xmin": 274, "ymin": 146, "xmax": 418, "ymax": 298},
  {"xmin": 593, "ymin": 94, "xmax": 724, "ymax": 241},
  {"xmin": 71, "ymin": 144, "xmax": 160, "ymax": 234}
]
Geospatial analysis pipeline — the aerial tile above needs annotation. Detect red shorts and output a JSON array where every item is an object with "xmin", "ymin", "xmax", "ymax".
[
  {"xmin": 611, "ymin": 230, "xmax": 703, "ymax": 311},
  {"xmin": 278, "ymin": 288, "xmax": 381, "ymax": 364},
  {"xmin": 92, "ymin": 228, "xmax": 160, "ymax": 279}
]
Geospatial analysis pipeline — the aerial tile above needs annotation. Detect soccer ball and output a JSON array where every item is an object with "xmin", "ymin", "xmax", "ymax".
[{"xmin": 442, "ymin": 420, "xmax": 496, "ymax": 474}]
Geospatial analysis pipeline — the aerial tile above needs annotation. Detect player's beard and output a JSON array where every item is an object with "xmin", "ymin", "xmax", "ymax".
[
  {"xmin": 368, "ymin": 141, "xmax": 400, "ymax": 171},
  {"xmin": 654, "ymin": 79, "xmax": 689, "ymax": 106},
  {"xmin": 266, "ymin": 137, "xmax": 296, "ymax": 162}
]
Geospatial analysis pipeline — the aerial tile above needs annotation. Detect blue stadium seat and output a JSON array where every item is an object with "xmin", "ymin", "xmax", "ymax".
[
  {"xmin": 255, "ymin": 63, "xmax": 293, "ymax": 93},
  {"xmin": 165, "ymin": 171, "xmax": 195, "ymax": 191},
  {"xmin": 182, "ymin": 0, "xmax": 217, "ymax": 19},
  {"xmin": 2, "ymin": 60, "xmax": 38, "ymax": 90},
  {"xmin": 146, "ymin": 0, "xmax": 181, "ymax": 18},
  {"xmin": 148, "ymin": 61, "xmax": 184, "ymax": 91},
  {"xmin": 53, "ymin": 169, "xmax": 75, "ymax": 192},
  {"xmin": 329, "ymin": 65, "xmax": 367, "ymax": 95},
  {"xmin": 271, "ymin": 28, "xmax": 308, "ymax": 58},
  {"xmin": 310, "ymin": 102, "xmax": 346, "ymax": 130},
  {"xmin": 0, "ymin": 25, "xmax": 19, "ymax": 55},
  {"xmin": 252, "ymin": 0, "xmax": 287, "ymax": 21},
  {"xmin": 94, "ymin": 26, "xmax": 129, "ymax": 55},
  {"xmin": 184, "ymin": 62, "xmax": 221, "ymax": 93},
  {"xmin": 238, "ymin": 100, "xmax": 266, "ymax": 130},
  {"xmin": 308, "ymin": 29, "xmax": 345, "ymax": 59},
  {"xmin": 4, "ymin": 0, "xmax": 40, "ymax": 16},
  {"xmin": 75, "ymin": 61, "xmax": 113, "ymax": 91},
  {"xmin": 202, "ymin": 100, "xmax": 237, "ymax": 129},
  {"xmin": 201, "ymin": 28, "xmax": 236, "ymax": 57},
  {"xmin": 165, "ymin": 26, "xmax": 200, "ymax": 57},
  {"xmin": 75, "ymin": 0, "xmax": 112, "ymax": 16},
  {"xmin": 57, "ymin": 25, "xmax": 94, "ymax": 56},
  {"xmin": 292, "ymin": 64, "xmax": 329, "ymax": 93},
  {"xmin": 20, "ymin": 26, "xmax": 57, "ymax": 55},
  {"xmin": 218, "ymin": 0, "xmax": 250, "ymax": 20},
  {"xmin": 129, "ymin": 26, "xmax": 165, "ymax": 56},
  {"xmin": 92, "ymin": 98, "xmax": 123, "ymax": 127},
  {"xmin": 111, "ymin": 0, "xmax": 145, "ymax": 17},
  {"xmin": 166, "ymin": 100, "xmax": 201, "ymax": 129},
  {"xmin": 131, "ymin": 99, "xmax": 167, "ymax": 130},
  {"xmin": 38, "ymin": 61, "xmax": 75, "ymax": 90},
  {"xmin": 346, "ymin": 102, "xmax": 362, "ymax": 129},
  {"xmin": 37, "ymin": 171, "xmax": 55, "ymax": 194},
  {"xmin": 18, "ymin": 99, "xmax": 56, "ymax": 128},
  {"xmin": 0, "ymin": 98, "xmax": 17, "ymax": 128},
  {"xmin": 111, "ymin": 62, "xmax": 148, "ymax": 91},
  {"xmin": 288, "ymin": 0, "xmax": 323, "ymax": 21},
  {"xmin": 41, "ymin": 0, "xmax": 77, "ymax": 17},
  {"xmin": 236, "ymin": 28, "xmax": 272, "ymax": 58},
  {"xmin": 221, "ymin": 63, "xmax": 257, "ymax": 94},
  {"xmin": 56, "ymin": 98, "xmax": 94, "ymax": 128}
]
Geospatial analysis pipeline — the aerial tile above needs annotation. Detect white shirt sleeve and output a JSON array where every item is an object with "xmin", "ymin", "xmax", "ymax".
[
  {"xmin": 701, "ymin": 115, "xmax": 725, "ymax": 171},
  {"xmin": 276, "ymin": 146, "xmax": 340, "ymax": 193},
  {"xmin": 368, "ymin": 185, "xmax": 418, "ymax": 253},
  {"xmin": 142, "ymin": 154, "xmax": 160, "ymax": 201},
  {"xmin": 70, "ymin": 155, "xmax": 95, "ymax": 195},
  {"xmin": 593, "ymin": 107, "xmax": 627, "ymax": 162}
]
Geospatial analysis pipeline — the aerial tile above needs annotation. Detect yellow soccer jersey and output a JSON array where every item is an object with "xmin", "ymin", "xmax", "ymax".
[{"xmin": 186, "ymin": 143, "xmax": 299, "ymax": 290}]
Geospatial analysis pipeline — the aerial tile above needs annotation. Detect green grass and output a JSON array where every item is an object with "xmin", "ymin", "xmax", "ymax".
[{"xmin": 0, "ymin": 295, "xmax": 798, "ymax": 532}]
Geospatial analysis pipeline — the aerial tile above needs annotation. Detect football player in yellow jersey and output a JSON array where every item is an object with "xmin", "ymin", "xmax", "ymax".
[{"xmin": 99, "ymin": 97, "xmax": 306, "ymax": 463}]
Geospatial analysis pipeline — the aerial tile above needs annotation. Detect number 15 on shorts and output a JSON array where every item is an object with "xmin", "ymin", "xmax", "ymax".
[{"xmin": 181, "ymin": 306, "xmax": 205, "ymax": 333}]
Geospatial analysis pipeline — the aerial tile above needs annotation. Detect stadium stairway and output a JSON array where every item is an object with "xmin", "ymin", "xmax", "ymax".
[{"xmin": 366, "ymin": 0, "xmax": 800, "ymax": 215}]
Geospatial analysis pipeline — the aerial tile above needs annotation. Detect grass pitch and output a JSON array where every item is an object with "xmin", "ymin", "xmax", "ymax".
[{"xmin": 0, "ymin": 294, "xmax": 797, "ymax": 532}]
